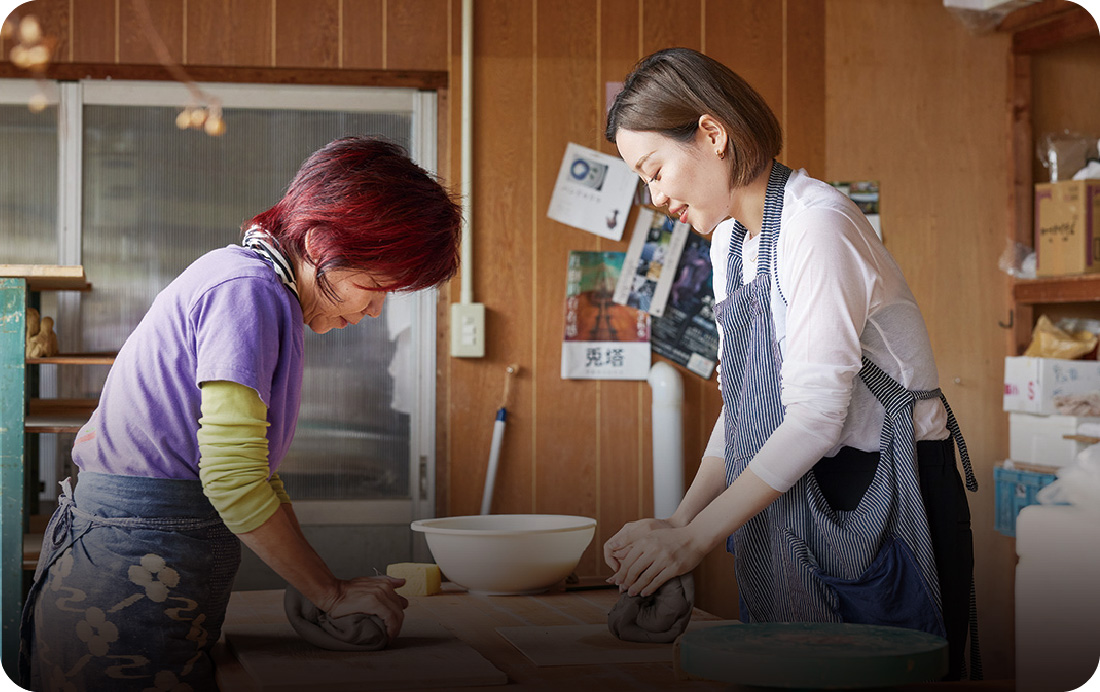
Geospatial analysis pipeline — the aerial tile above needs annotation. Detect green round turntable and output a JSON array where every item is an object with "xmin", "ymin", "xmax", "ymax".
[{"xmin": 678, "ymin": 622, "xmax": 949, "ymax": 689}]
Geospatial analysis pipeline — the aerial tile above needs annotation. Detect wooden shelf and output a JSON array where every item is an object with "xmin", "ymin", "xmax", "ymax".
[
  {"xmin": 23, "ymin": 533, "xmax": 41, "ymax": 571},
  {"xmin": 1013, "ymin": 274, "xmax": 1100, "ymax": 304},
  {"xmin": 25, "ymin": 398, "xmax": 97, "ymax": 434},
  {"xmin": 0, "ymin": 264, "xmax": 90, "ymax": 291},
  {"xmin": 26, "ymin": 353, "xmax": 116, "ymax": 366}
]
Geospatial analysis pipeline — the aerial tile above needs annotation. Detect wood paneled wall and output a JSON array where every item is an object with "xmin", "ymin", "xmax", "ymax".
[
  {"xmin": 822, "ymin": 1, "xmax": 1095, "ymax": 680},
  {"xmin": 7, "ymin": 0, "xmax": 1085, "ymax": 680},
  {"xmin": 4, "ymin": 0, "xmax": 450, "ymax": 70},
  {"xmin": 825, "ymin": 1, "xmax": 1016, "ymax": 675},
  {"xmin": 443, "ymin": 0, "xmax": 825, "ymax": 624}
]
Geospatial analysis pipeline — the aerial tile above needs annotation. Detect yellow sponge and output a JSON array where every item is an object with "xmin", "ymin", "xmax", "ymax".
[{"xmin": 386, "ymin": 562, "xmax": 442, "ymax": 597}]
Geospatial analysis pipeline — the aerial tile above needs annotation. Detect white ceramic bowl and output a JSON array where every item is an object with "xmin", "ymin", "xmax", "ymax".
[{"xmin": 411, "ymin": 514, "xmax": 597, "ymax": 595}]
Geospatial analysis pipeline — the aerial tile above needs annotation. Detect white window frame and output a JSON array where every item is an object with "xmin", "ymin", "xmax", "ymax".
[{"xmin": 0, "ymin": 78, "xmax": 439, "ymax": 530}]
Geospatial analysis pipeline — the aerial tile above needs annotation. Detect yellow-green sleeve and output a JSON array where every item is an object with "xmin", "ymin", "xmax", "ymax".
[
  {"xmin": 268, "ymin": 472, "xmax": 291, "ymax": 505},
  {"xmin": 197, "ymin": 380, "xmax": 290, "ymax": 534}
]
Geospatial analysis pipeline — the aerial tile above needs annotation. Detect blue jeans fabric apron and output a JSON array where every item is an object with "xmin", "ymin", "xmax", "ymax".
[
  {"xmin": 19, "ymin": 472, "xmax": 241, "ymax": 692},
  {"xmin": 715, "ymin": 162, "xmax": 978, "ymax": 652}
]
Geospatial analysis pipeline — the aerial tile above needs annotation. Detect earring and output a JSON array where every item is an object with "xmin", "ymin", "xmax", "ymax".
[{"xmin": 716, "ymin": 149, "xmax": 725, "ymax": 159}]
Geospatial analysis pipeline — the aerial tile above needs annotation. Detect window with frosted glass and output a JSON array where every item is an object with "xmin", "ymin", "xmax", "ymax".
[
  {"xmin": 0, "ymin": 103, "xmax": 58, "ymax": 264},
  {"xmin": 75, "ymin": 100, "xmax": 420, "ymax": 501}
]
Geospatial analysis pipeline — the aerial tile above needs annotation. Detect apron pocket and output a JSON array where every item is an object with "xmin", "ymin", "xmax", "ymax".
[{"xmin": 815, "ymin": 534, "xmax": 946, "ymax": 639}]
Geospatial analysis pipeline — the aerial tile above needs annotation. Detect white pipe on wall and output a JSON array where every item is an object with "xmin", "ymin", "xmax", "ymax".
[
  {"xmin": 459, "ymin": 0, "xmax": 473, "ymax": 305},
  {"xmin": 648, "ymin": 361, "xmax": 684, "ymax": 519}
]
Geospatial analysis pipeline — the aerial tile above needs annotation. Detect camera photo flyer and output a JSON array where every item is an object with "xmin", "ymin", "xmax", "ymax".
[
  {"xmin": 547, "ymin": 142, "xmax": 639, "ymax": 241},
  {"xmin": 561, "ymin": 251, "xmax": 651, "ymax": 381}
]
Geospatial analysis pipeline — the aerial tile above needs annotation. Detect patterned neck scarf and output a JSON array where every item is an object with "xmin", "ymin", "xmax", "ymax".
[{"xmin": 242, "ymin": 225, "xmax": 299, "ymax": 301}]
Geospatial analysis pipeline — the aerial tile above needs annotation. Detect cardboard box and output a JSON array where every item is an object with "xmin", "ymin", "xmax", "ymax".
[
  {"xmin": 1034, "ymin": 180, "xmax": 1100, "ymax": 277},
  {"xmin": 1004, "ymin": 356, "xmax": 1100, "ymax": 415},
  {"xmin": 1008, "ymin": 412, "xmax": 1100, "ymax": 467}
]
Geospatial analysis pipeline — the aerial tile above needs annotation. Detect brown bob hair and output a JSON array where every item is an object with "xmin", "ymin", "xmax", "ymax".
[{"xmin": 606, "ymin": 48, "xmax": 782, "ymax": 189}]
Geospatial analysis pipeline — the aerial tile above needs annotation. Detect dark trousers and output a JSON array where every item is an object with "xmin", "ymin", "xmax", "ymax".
[{"xmin": 813, "ymin": 438, "xmax": 974, "ymax": 681}]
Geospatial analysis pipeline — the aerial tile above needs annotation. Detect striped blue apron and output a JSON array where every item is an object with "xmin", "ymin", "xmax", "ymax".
[
  {"xmin": 19, "ymin": 472, "xmax": 241, "ymax": 692},
  {"xmin": 715, "ymin": 161, "xmax": 975, "ymax": 640}
]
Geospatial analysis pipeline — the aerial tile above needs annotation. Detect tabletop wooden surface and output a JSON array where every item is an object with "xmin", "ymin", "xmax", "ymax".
[
  {"xmin": 213, "ymin": 583, "xmax": 1016, "ymax": 692},
  {"xmin": 213, "ymin": 582, "xmax": 731, "ymax": 691}
]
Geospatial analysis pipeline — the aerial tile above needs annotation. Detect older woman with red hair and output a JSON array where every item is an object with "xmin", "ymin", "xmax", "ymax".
[{"xmin": 20, "ymin": 136, "xmax": 462, "ymax": 692}]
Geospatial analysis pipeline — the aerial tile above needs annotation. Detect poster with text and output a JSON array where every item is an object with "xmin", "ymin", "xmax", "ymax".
[
  {"xmin": 562, "ymin": 251, "xmax": 651, "ymax": 380},
  {"xmin": 650, "ymin": 232, "xmax": 719, "ymax": 380}
]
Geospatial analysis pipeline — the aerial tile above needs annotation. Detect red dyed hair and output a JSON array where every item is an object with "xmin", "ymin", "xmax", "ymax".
[{"xmin": 245, "ymin": 136, "xmax": 462, "ymax": 299}]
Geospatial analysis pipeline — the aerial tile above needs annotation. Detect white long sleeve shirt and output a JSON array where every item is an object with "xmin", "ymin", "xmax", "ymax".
[{"xmin": 703, "ymin": 168, "xmax": 948, "ymax": 492}]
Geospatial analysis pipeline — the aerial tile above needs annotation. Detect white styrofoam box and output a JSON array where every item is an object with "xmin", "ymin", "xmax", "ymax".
[
  {"xmin": 1016, "ymin": 504, "xmax": 1100, "ymax": 692},
  {"xmin": 1009, "ymin": 412, "xmax": 1100, "ymax": 467},
  {"xmin": 1004, "ymin": 356, "xmax": 1100, "ymax": 415}
]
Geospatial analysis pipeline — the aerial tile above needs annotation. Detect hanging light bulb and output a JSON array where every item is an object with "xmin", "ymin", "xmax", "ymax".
[
  {"xmin": 175, "ymin": 108, "xmax": 193, "ymax": 130},
  {"xmin": 204, "ymin": 109, "xmax": 226, "ymax": 136},
  {"xmin": 8, "ymin": 12, "xmax": 54, "ymax": 87},
  {"xmin": 17, "ymin": 15, "xmax": 42, "ymax": 44},
  {"xmin": 188, "ymin": 107, "xmax": 208, "ymax": 129}
]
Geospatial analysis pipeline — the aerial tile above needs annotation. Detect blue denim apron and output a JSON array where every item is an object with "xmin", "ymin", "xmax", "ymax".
[
  {"xmin": 715, "ymin": 162, "xmax": 977, "ymax": 641},
  {"xmin": 19, "ymin": 472, "xmax": 241, "ymax": 692}
]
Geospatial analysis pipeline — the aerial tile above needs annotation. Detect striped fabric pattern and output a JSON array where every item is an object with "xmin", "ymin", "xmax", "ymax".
[
  {"xmin": 243, "ymin": 225, "xmax": 300, "ymax": 300},
  {"xmin": 712, "ymin": 161, "xmax": 959, "ymax": 630}
]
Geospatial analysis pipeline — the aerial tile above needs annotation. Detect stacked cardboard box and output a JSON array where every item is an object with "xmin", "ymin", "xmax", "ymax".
[
  {"xmin": 1034, "ymin": 180, "xmax": 1100, "ymax": 277},
  {"xmin": 999, "ymin": 356, "xmax": 1100, "ymax": 534}
]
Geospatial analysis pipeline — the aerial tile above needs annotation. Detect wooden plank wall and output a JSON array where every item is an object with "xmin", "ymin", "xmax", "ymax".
[
  {"xmin": 4, "ymin": 0, "xmax": 450, "ymax": 69},
  {"xmin": 444, "ymin": 0, "xmax": 825, "ymax": 623},
  {"xmin": 7, "ymin": 0, "xmax": 1078, "ymax": 680},
  {"xmin": 2, "ymin": 0, "xmax": 822, "ymax": 622},
  {"xmin": 825, "ymin": 1, "xmax": 1064, "ymax": 680}
]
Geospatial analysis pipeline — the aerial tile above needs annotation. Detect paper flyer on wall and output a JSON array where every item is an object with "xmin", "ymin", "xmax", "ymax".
[
  {"xmin": 547, "ymin": 143, "xmax": 639, "ymax": 241},
  {"xmin": 650, "ymin": 232, "xmax": 720, "ymax": 380},
  {"xmin": 612, "ymin": 208, "xmax": 691, "ymax": 318},
  {"xmin": 830, "ymin": 180, "xmax": 881, "ymax": 239},
  {"xmin": 562, "ymin": 251, "xmax": 651, "ymax": 380}
]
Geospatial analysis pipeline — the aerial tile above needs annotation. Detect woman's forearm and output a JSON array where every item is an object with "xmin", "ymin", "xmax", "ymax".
[
  {"xmin": 237, "ymin": 503, "xmax": 341, "ymax": 611},
  {"xmin": 684, "ymin": 465, "xmax": 782, "ymax": 552},
  {"xmin": 668, "ymin": 454, "xmax": 728, "ymax": 528}
]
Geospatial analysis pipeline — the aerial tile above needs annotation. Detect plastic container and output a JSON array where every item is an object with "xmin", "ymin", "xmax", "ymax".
[{"xmin": 994, "ymin": 463, "xmax": 1058, "ymax": 536}]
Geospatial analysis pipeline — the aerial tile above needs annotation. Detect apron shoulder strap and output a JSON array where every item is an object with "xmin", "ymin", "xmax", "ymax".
[{"xmin": 858, "ymin": 356, "xmax": 978, "ymax": 492}]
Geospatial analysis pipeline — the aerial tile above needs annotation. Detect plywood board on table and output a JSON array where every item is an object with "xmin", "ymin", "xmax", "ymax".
[
  {"xmin": 223, "ymin": 599, "xmax": 506, "ymax": 691},
  {"xmin": 496, "ymin": 619, "xmax": 738, "ymax": 667}
]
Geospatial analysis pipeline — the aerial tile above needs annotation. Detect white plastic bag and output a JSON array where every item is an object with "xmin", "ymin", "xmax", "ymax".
[{"xmin": 1037, "ymin": 443, "xmax": 1100, "ymax": 516}]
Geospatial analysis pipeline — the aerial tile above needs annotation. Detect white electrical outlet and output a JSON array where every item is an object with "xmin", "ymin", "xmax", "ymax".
[{"xmin": 450, "ymin": 302, "xmax": 485, "ymax": 358}]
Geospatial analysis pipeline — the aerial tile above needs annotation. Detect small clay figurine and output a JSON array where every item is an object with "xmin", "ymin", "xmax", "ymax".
[
  {"xmin": 25, "ymin": 307, "xmax": 40, "ymax": 341},
  {"xmin": 25, "ymin": 309, "xmax": 59, "ymax": 358}
]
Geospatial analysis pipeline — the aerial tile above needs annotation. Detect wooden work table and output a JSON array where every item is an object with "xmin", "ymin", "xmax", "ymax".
[
  {"xmin": 213, "ymin": 582, "xmax": 731, "ymax": 691},
  {"xmin": 214, "ymin": 584, "xmax": 1016, "ymax": 692}
]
